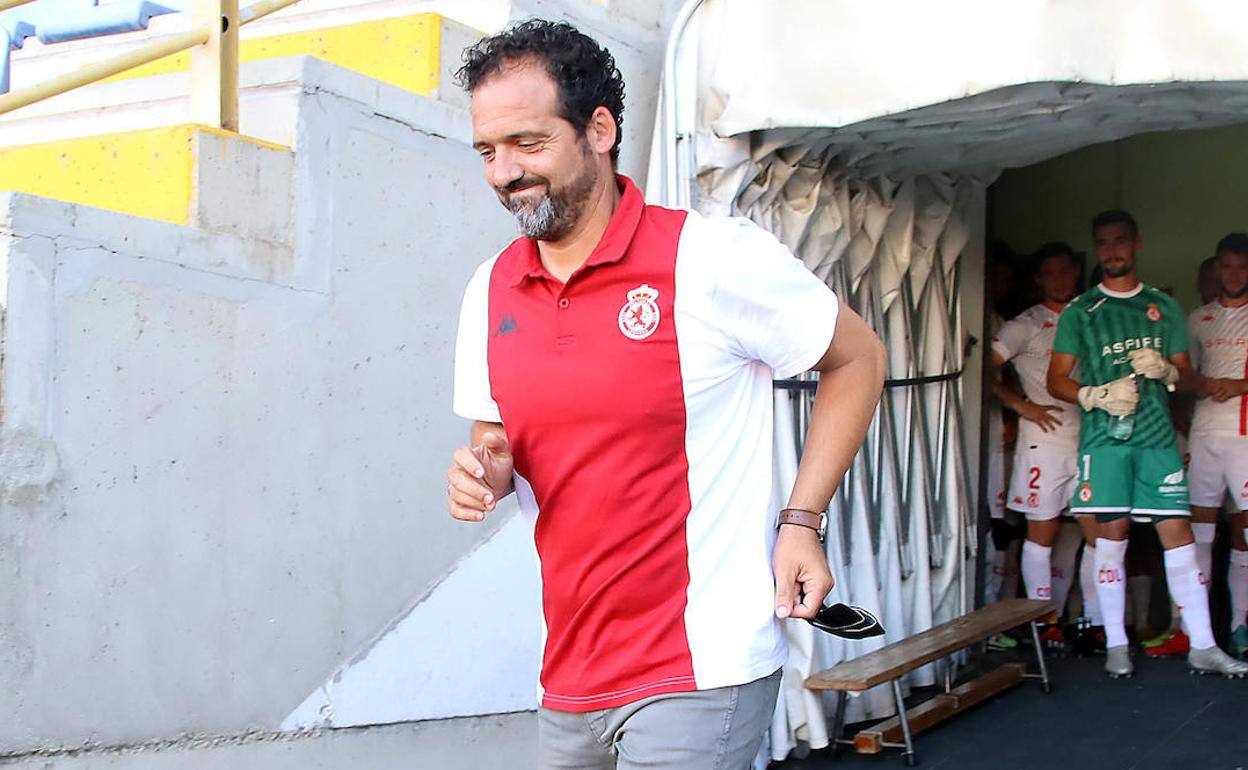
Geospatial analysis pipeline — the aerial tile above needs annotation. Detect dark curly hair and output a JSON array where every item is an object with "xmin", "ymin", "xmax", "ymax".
[{"xmin": 456, "ymin": 19, "xmax": 626, "ymax": 165}]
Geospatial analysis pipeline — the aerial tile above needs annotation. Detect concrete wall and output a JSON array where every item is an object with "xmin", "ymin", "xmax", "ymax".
[
  {"xmin": 990, "ymin": 122, "xmax": 1248, "ymax": 313},
  {"xmin": 0, "ymin": 1, "xmax": 670, "ymax": 765},
  {"xmin": 0, "ymin": 57, "xmax": 536, "ymax": 759}
]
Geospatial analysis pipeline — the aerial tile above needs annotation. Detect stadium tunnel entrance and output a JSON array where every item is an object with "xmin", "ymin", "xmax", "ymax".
[{"xmin": 650, "ymin": 0, "xmax": 1248, "ymax": 760}]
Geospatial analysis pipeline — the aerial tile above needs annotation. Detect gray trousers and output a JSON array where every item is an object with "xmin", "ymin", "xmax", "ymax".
[{"xmin": 536, "ymin": 669, "xmax": 782, "ymax": 770}]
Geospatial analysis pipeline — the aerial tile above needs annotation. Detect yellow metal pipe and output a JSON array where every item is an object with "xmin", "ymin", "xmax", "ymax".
[
  {"xmin": 0, "ymin": 0, "xmax": 38, "ymax": 12},
  {"xmin": 239, "ymin": 0, "xmax": 302, "ymax": 25},
  {"xmin": 0, "ymin": 27, "xmax": 211, "ymax": 117}
]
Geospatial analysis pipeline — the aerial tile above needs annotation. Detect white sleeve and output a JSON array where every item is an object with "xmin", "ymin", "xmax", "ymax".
[
  {"xmin": 991, "ymin": 315, "xmax": 1030, "ymax": 362},
  {"xmin": 452, "ymin": 259, "xmax": 502, "ymax": 423},
  {"xmin": 710, "ymin": 218, "xmax": 839, "ymax": 379}
]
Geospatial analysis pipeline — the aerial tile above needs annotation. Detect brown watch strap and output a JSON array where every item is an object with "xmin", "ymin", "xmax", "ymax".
[{"xmin": 778, "ymin": 508, "xmax": 824, "ymax": 535}]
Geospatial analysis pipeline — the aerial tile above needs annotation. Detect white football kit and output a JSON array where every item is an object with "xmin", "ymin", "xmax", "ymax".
[
  {"xmin": 987, "ymin": 312, "xmax": 1008, "ymax": 520},
  {"xmin": 1187, "ymin": 301, "xmax": 1248, "ymax": 511},
  {"xmin": 992, "ymin": 303, "xmax": 1081, "ymax": 520}
]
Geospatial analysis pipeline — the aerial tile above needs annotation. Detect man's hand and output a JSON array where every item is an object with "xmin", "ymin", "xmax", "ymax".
[
  {"xmin": 1128, "ymin": 348, "xmax": 1179, "ymax": 389},
  {"xmin": 447, "ymin": 430, "xmax": 514, "ymax": 522},
  {"xmin": 773, "ymin": 524, "xmax": 834, "ymax": 619},
  {"xmin": 1077, "ymin": 375, "xmax": 1138, "ymax": 417},
  {"xmin": 1018, "ymin": 401, "xmax": 1064, "ymax": 433},
  {"xmin": 1200, "ymin": 377, "xmax": 1248, "ymax": 402}
]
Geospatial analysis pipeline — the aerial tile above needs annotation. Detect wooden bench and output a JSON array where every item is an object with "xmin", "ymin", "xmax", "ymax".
[{"xmin": 805, "ymin": 598, "xmax": 1055, "ymax": 766}]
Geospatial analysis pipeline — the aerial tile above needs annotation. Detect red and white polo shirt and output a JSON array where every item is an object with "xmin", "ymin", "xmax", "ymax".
[{"xmin": 453, "ymin": 176, "xmax": 839, "ymax": 712}]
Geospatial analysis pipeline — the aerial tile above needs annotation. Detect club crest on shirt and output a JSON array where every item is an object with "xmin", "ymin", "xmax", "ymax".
[
  {"xmin": 1078, "ymin": 483, "xmax": 1093, "ymax": 503},
  {"xmin": 1146, "ymin": 304, "xmax": 1162, "ymax": 322},
  {"xmin": 618, "ymin": 284, "xmax": 660, "ymax": 340}
]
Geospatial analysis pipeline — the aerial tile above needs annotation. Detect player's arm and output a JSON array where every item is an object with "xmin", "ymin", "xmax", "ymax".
[
  {"xmin": 777, "ymin": 305, "xmax": 885, "ymax": 619},
  {"xmin": 991, "ymin": 349, "xmax": 1062, "ymax": 432},
  {"xmin": 1193, "ymin": 343, "xmax": 1248, "ymax": 400},
  {"xmin": 1201, "ymin": 376, "xmax": 1248, "ymax": 401},
  {"xmin": 787, "ymin": 306, "xmax": 886, "ymax": 517},
  {"xmin": 1046, "ymin": 351, "xmax": 1081, "ymax": 405},
  {"xmin": 1048, "ymin": 350, "xmax": 1137, "ymax": 416}
]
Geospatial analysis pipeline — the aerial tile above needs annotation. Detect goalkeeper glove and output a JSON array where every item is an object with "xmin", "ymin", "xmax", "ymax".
[
  {"xmin": 1127, "ymin": 348, "xmax": 1179, "ymax": 390},
  {"xmin": 1078, "ymin": 375, "xmax": 1139, "ymax": 417}
]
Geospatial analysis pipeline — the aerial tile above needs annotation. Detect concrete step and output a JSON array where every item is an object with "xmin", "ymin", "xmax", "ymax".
[{"xmin": 0, "ymin": 123, "xmax": 293, "ymax": 241}]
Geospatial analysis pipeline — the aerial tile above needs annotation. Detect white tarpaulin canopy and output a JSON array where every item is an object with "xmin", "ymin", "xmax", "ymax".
[
  {"xmin": 695, "ymin": 0, "xmax": 1248, "ymax": 177},
  {"xmin": 648, "ymin": 1, "xmax": 1248, "ymax": 764}
]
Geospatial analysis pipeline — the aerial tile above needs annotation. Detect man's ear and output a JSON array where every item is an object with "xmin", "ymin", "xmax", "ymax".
[{"xmin": 587, "ymin": 106, "xmax": 617, "ymax": 157}]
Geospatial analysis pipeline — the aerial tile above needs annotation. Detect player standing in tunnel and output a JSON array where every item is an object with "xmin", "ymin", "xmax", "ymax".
[
  {"xmin": 1046, "ymin": 210, "xmax": 1247, "ymax": 678},
  {"xmin": 991, "ymin": 243, "xmax": 1102, "ymax": 649}
]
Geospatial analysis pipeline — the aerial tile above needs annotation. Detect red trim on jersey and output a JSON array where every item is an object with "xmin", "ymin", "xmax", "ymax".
[
  {"xmin": 1241, "ymin": 351, "xmax": 1247, "ymax": 436},
  {"xmin": 486, "ymin": 178, "xmax": 698, "ymax": 711}
]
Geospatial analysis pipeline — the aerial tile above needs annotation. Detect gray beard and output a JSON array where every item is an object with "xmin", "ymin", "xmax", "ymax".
[
  {"xmin": 502, "ymin": 142, "xmax": 600, "ymax": 242},
  {"xmin": 511, "ymin": 195, "xmax": 561, "ymax": 240}
]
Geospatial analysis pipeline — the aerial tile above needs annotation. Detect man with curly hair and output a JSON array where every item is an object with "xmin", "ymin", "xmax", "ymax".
[{"xmin": 446, "ymin": 19, "xmax": 886, "ymax": 768}]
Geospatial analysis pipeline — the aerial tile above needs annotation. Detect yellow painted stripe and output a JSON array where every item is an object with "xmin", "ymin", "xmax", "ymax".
[
  {"xmin": 0, "ymin": 124, "xmax": 288, "ymax": 224},
  {"xmin": 107, "ymin": 14, "xmax": 444, "ymax": 96}
]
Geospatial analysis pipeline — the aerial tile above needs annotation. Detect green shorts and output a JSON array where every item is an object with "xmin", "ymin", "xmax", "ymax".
[{"xmin": 1068, "ymin": 445, "xmax": 1190, "ymax": 522}]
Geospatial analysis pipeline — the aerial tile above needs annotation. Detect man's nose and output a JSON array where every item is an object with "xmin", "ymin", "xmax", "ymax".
[{"xmin": 487, "ymin": 151, "xmax": 524, "ymax": 190}]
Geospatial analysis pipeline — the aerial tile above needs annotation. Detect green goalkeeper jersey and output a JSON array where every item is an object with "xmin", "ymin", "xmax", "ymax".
[{"xmin": 1052, "ymin": 283, "xmax": 1187, "ymax": 450}]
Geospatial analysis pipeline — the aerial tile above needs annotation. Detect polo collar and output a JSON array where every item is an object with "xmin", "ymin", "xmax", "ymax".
[{"xmin": 507, "ymin": 175, "xmax": 645, "ymax": 287}]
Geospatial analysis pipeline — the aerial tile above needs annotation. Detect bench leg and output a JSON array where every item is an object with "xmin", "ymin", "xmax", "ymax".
[
  {"xmin": 830, "ymin": 691, "xmax": 847, "ymax": 760},
  {"xmin": 890, "ymin": 678, "xmax": 918, "ymax": 766},
  {"xmin": 1029, "ymin": 621, "xmax": 1053, "ymax": 694}
]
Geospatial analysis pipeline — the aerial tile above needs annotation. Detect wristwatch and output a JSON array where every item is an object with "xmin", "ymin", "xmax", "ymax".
[{"xmin": 778, "ymin": 508, "xmax": 827, "ymax": 541}]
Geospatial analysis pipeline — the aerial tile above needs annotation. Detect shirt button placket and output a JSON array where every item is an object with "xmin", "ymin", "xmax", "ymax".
[{"xmin": 555, "ymin": 293, "xmax": 575, "ymax": 352}]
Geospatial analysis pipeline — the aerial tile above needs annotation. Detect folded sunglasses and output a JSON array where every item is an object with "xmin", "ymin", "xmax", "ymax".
[{"xmin": 805, "ymin": 603, "xmax": 885, "ymax": 639}]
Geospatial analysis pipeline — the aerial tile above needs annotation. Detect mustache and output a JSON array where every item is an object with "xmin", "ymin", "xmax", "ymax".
[{"xmin": 497, "ymin": 175, "xmax": 550, "ymax": 197}]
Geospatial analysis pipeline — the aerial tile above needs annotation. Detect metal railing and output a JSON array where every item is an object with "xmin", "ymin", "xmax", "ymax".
[{"xmin": 0, "ymin": 0, "xmax": 301, "ymax": 128}]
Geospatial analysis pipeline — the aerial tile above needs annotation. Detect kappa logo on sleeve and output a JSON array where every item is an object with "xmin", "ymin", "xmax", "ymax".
[{"xmin": 618, "ymin": 284, "xmax": 660, "ymax": 340}]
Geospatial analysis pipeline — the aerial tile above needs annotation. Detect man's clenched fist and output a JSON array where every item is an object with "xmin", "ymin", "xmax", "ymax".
[{"xmin": 447, "ymin": 428, "xmax": 514, "ymax": 522}]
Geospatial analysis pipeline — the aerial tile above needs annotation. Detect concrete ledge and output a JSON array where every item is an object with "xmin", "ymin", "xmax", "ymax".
[
  {"xmin": 0, "ymin": 125, "xmax": 292, "ymax": 232},
  {"xmin": 1, "ymin": 191, "xmax": 301, "ymax": 290},
  {"xmin": 0, "ymin": 711, "xmax": 537, "ymax": 770}
]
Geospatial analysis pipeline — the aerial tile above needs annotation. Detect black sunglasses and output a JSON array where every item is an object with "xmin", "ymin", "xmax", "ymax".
[{"xmin": 805, "ymin": 603, "xmax": 885, "ymax": 639}]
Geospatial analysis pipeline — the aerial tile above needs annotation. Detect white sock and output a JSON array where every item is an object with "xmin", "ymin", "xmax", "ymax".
[
  {"xmin": 1096, "ymin": 538, "xmax": 1129, "ymax": 647},
  {"xmin": 1051, "ymin": 525, "xmax": 1081, "ymax": 615},
  {"xmin": 985, "ymin": 546, "xmax": 1006, "ymax": 602},
  {"xmin": 1080, "ymin": 543, "xmax": 1103, "ymax": 624},
  {"xmin": 1192, "ymin": 522, "xmax": 1217, "ymax": 584},
  {"xmin": 1022, "ymin": 540, "xmax": 1053, "ymax": 602},
  {"xmin": 1230, "ymin": 549, "xmax": 1248, "ymax": 631},
  {"xmin": 1164, "ymin": 543, "xmax": 1216, "ymax": 650}
]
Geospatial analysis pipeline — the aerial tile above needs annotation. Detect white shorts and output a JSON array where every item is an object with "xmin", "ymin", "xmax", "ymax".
[
  {"xmin": 1007, "ymin": 442, "xmax": 1079, "ymax": 521},
  {"xmin": 988, "ymin": 446, "xmax": 1007, "ymax": 520},
  {"xmin": 1188, "ymin": 432, "xmax": 1248, "ymax": 511}
]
